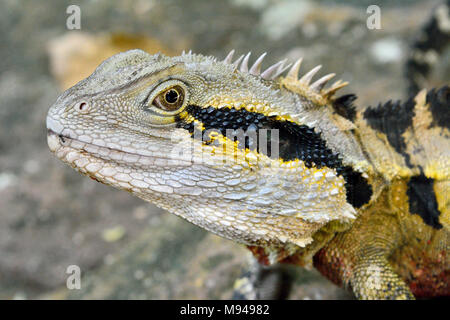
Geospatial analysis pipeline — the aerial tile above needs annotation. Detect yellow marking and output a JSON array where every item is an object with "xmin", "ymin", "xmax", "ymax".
[
  {"xmin": 424, "ymin": 162, "xmax": 450, "ymax": 180},
  {"xmin": 356, "ymin": 114, "xmax": 416, "ymax": 181},
  {"xmin": 433, "ymin": 180, "xmax": 450, "ymax": 231},
  {"xmin": 402, "ymin": 89, "xmax": 450, "ymax": 179},
  {"xmin": 204, "ymin": 98, "xmax": 301, "ymax": 124},
  {"xmin": 176, "ymin": 110, "xmax": 189, "ymax": 120},
  {"xmin": 194, "ymin": 119, "xmax": 205, "ymax": 131}
]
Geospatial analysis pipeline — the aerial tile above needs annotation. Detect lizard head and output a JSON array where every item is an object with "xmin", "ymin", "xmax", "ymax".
[{"xmin": 47, "ymin": 49, "xmax": 371, "ymax": 255}]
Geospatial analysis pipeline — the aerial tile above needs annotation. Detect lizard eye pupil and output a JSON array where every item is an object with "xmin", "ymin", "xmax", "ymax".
[
  {"xmin": 152, "ymin": 85, "xmax": 185, "ymax": 112},
  {"xmin": 165, "ymin": 89, "xmax": 179, "ymax": 104}
]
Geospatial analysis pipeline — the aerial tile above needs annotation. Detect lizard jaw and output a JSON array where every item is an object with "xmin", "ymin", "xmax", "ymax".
[{"xmin": 47, "ymin": 129, "xmax": 193, "ymax": 173}]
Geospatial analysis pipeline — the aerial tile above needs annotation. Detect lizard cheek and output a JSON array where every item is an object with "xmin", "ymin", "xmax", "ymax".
[{"xmin": 74, "ymin": 101, "xmax": 90, "ymax": 114}]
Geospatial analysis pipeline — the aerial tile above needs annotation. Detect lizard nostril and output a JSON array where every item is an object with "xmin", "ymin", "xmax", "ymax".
[
  {"xmin": 75, "ymin": 101, "xmax": 90, "ymax": 114},
  {"xmin": 58, "ymin": 134, "xmax": 68, "ymax": 145}
]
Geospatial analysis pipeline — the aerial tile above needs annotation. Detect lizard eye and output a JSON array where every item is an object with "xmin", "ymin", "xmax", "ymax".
[
  {"xmin": 145, "ymin": 80, "xmax": 189, "ymax": 125},
  {"xmin": 152, "ymin": 85, "xmax": 185, "ymax": 111}
]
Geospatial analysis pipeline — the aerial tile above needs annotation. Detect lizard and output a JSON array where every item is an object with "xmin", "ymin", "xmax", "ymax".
[{"xmin": 46, "ymin": 15, "xmax": 449, "ymax": 301}]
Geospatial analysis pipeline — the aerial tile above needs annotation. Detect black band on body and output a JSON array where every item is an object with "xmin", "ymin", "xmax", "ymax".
[
  {"xmin": 332, "ymin": 94, "xmax": 357, "ymax": 122},
  {"xmin": 407, "ymin": 174, "xmax": 442, "ymax": 229},
  {"xmin": 428, "ymin": 86, "xmax": 450, "ymax": 130},
  {"xmin": 363, "ymin": 98, "xmax": 415, "ymax": 167}
]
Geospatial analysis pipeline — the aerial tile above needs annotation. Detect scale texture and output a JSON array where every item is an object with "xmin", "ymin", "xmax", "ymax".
[{"xmin": 46, "ymin": 37, "xmax": 449, "ymax": 299}]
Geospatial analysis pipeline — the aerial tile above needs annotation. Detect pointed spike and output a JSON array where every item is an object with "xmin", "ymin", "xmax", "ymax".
[
  {"xmin": 223, "ymin": 50, "xmax": 235, "ymax": 64},
  {"xmin": 276, "ymin": 59, "xmax": 287, "ymax": 70},
  {"xmin": 335, "ymin": 81, "xmax": 349, "ymax": 90},
  {"xmin": 240, "ymin": 52, "xmax": 251, "ymax": 73},
  {"xmin": 299, "ymin": 65, "xmax": 322, "ymax": 85},
  {"xmin": 272, "ymin": 60, "xmax": 291, "ymax": 79},
  {"xmin": 286, "ymin": 57, "xmax": 303, "ymax": 79},
  {"xmin": 249, "ymin": 52, "xmax": 267, "ymax": 75},
  {"xmin": 324, "ymin": 80, "xmax": 349, "ymax": 97},
  {"xmin": 188, "ymin": 50, "xmax": 192, "ymax": 55},
  {"xmin": 310, "ymin": 73, "xmax": 335, "ymax": 91},
  {"xmin": 342, "ymin": 210, "xmax": 356, "ymax": 220},
  {"xmin": 181, "ymin": 50, "xmax": 186, "ymax": 55},
  {"xmin": 260, "ymin": 61, "xmax": 284, "ymax": 79},
  {"xmin": 232, "ymin": 54, "xmax": 245, "ymax": 70}
]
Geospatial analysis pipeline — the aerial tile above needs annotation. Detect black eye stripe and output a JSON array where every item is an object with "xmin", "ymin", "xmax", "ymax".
[
  {"xmin": 183, "ymin": 105, "xmax": 340, "ymax": 167},
  {"xmin": 178, "ymin": 105, "xmax": 373, "ymax": 208}
]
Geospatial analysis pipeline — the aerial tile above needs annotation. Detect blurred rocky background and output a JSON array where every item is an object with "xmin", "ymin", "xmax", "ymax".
[{"xmin": 0, "ymin": 0, "xmax": 448, "ymax": 299}]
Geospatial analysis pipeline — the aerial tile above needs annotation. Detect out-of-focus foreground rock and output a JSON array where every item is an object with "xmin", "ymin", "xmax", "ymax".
[{"xmin": 0, "ymin": 0, "xmax": 447, "ymax": 299}]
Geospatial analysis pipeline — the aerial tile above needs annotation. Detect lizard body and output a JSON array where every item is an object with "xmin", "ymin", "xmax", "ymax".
[{"xmin": 46, "ymin": 45, "xmax": 449, "ymax": 299}]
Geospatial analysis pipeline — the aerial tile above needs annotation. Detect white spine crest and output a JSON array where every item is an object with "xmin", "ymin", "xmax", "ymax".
[{"xmin": 221, "ymin": 49, "xmax": 346, "ymax": 96}]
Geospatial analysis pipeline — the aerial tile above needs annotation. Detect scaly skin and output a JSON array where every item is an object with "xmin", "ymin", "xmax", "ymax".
[{"xmin": 46, "ymin": 48, "xmax": 449, "ymax": 299}]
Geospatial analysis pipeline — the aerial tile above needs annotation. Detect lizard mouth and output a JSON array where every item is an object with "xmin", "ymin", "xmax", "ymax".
[
  {"xmin": 47, "ymin": 129, "xmax": 193, "ymax": 168},
  {"xmin": 47, "ymin": 129, "xmax": 68, "ymax": 147}
]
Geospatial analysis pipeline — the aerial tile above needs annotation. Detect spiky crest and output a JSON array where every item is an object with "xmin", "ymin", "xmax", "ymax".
[{"xmin": 221, "ymin": 50, "xmax": 348, "ymax": 106}]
